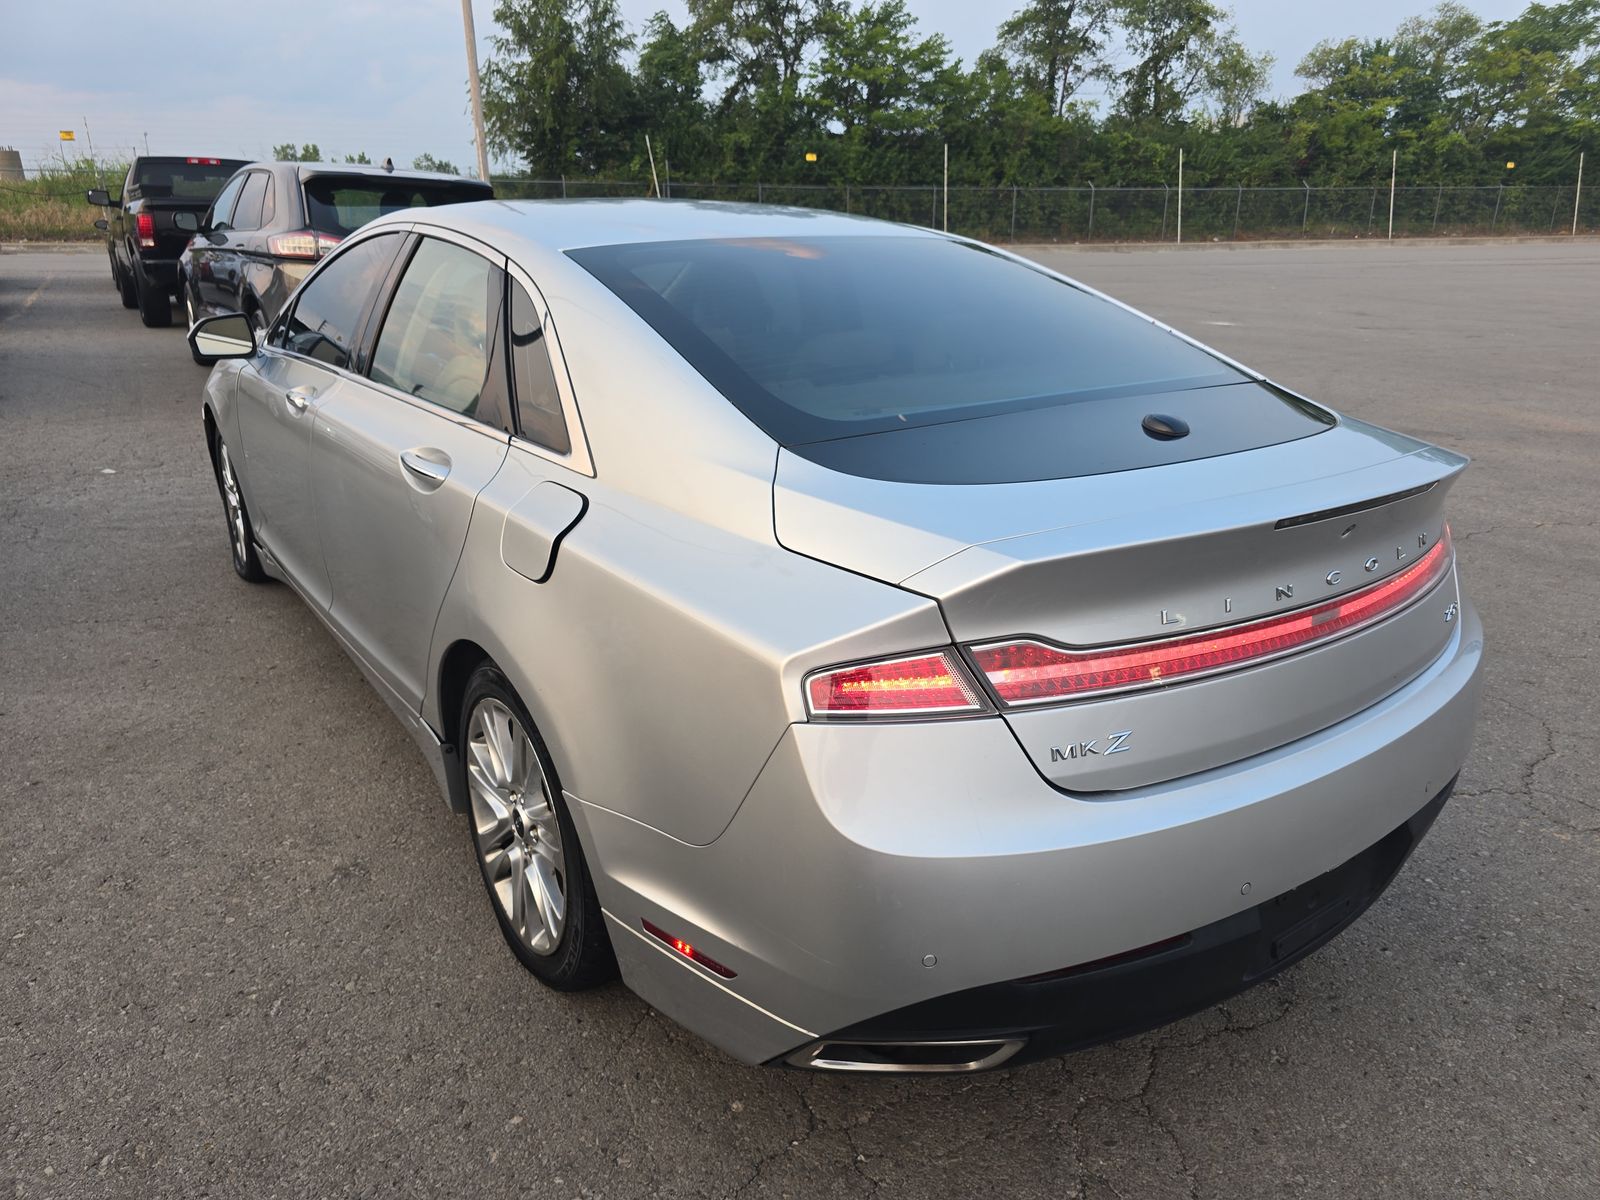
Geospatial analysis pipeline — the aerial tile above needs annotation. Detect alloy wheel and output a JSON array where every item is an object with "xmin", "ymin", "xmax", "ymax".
[
  {"xmin": 467, "ymin": 698, "xmax": 568, "ymax": 956},
  {"xmin": 217, "ymin": 444, "xmax": 249, "ymax": 565}
]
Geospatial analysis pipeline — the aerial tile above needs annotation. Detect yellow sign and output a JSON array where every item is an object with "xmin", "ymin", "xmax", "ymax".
[
  {"xmin": 804, "ymin": 151, "xmax": 818, "ymax": 163},
  {"xmin": 1506, "ymin": 160, "xmax": 1516, "ymax": 169},
  {"xmin": 58, "ymin": 130, "xmax": 75, "ymax": 142}
]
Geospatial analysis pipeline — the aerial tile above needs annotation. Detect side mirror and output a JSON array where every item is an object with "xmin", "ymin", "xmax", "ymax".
[
  {"xmin": 189, "ymin": 312, "xmax": 257, "ymax": 360},
  {"xmin": 86, "ymin": 189, "xmax": 112, "ymax": 207},
  {"xmin": 173, "ymin": 211, "xmax": 199, "ymax": 233},
  {"xmin": 93, "ymin": 218, "xmax": 110, "ymax": 232}
]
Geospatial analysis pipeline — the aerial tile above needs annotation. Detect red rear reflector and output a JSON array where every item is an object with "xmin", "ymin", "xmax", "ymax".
[
  {"xmin": 641, "ymin": 918, "xmax": 736, "ymax": 978},
  {"xmin": 805, "ymin": 650, "xmax": 986, "ymax": 718},
  {"xmin": 973, "ymin": 527, "xmax": 1454, "ymax": 706}
]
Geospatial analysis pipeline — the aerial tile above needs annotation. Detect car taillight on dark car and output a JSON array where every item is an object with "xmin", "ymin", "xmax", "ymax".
[
  {"xmin": 267, "ymin": 231, "xmax": 343, "ymax": 260},
  {"xmin": 136, "ymin": 212, "xmax": 156, "ymax": 249}
]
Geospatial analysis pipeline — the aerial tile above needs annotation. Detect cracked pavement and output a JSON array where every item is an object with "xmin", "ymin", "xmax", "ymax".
[{"xmin": 3, "ymin": 241, "xmax": 1597, "ymax": 1198}]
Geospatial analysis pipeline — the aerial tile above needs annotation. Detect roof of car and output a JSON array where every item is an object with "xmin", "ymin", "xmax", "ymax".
[
  {"xmin": 284, "ymin": 162, "xmax": 492, "ymax": 187},
  {"xmin": 389, "ymin": 197, "xmax": 940, "ymax": 253}
]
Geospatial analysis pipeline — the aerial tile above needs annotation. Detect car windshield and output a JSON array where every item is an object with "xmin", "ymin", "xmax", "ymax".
[
  {"xmin": 568, "ymin": 235, "xmax": 1246, "ymax": 445},
  {"xmin": 134, "ymin": 161, "xmax": 239, "ymax": 198},
  {"xmin": 302, "ymin": 177, "xmax": 489, "ymax": 238}
]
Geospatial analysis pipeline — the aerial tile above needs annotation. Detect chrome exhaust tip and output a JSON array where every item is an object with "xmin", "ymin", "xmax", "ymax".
[{"xmin": 785, "ymin": 1037, "xmax": 1026, "ymax": 1074}]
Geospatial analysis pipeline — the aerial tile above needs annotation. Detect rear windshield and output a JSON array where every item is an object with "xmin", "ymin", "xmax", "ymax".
[
  {"xmin": 133, "ymin": 160, "xmax": 240, "ymax": 199},
  {"xmin": 568, "ymin": 235, "xmax": 1245, "ymax": 445},
  {"xmin": 302, "ymin": 177, "xmax": 491, "ymax": 238}
]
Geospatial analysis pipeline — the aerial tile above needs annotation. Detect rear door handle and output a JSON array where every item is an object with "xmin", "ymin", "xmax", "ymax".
[
  {"xmin": 285, "ymin": 385, "xmax": 317, "ymax": 413},
  {"xmin": 400, "ymin": 448, "xmax": 451, "ymax": 489}
]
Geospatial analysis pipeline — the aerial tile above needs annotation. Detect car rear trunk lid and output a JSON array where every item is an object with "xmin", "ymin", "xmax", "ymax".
[{"xmin": 775, "ymin": 416, "xmax": 1468, "ymax": 791}]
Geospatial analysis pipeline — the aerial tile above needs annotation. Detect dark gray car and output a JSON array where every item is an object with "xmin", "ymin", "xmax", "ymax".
[{"xmin": 177, "ymin": 162, "xmax": 491, "ymax": 361}]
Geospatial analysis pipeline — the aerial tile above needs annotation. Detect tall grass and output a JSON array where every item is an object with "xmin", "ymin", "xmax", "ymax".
[{"xmin": 0, "ymin": 159, "xmax": 128, "ymax": 242}]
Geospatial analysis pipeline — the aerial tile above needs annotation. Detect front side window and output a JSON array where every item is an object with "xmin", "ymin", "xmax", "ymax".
[
  {"xmin": 370, "ymin": 238, "xmax": 501, "ymax": 417},
  {"xmin": 281, "ymin": 233, "xmax": 403, "ymax": 369},
  {"xmin": 508, "ymin": 280, "xmax": 571, "ymax": 454}
]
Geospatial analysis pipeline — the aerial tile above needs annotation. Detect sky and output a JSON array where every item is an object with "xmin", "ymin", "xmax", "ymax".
[{"xmin": 2, "ymin": 0, "xmax": 1530, "ymax": 177}]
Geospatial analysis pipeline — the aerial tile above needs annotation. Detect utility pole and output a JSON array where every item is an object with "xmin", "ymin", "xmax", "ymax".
[
  {"xmin": 143, "ymin": 132, "xmax": 150, "ymax": 155},
  {"xmin": 1388, "ymin": 149, "xmax": 1397, "ymax": 240},
  {"xmin": 645, "ymin": 134, "xmax": 660, "ymax": 198},
  {"xmin": 942, "ymin": 142, "xmax": 948, "ymax": 232},
  {"xmin": 1576, "ymin": 151, "xmax": 1586, "ymax": 237},
  {"xmin": 460, "ymin": 0, "xmax": 491, "ymax": 182}
]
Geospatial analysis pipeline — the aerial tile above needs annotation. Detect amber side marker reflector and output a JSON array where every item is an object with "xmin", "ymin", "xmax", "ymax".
[{"xmin": 641, "ymin": 918, "xmax": 737, "ymax": 978}]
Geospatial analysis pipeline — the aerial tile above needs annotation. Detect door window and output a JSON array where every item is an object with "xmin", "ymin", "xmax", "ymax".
[
  {"xmin": 231, "ymin": 172, "xmax": 269, "ymax": 232},
  {"xmin": 508, "ymin": 280, "xmax": 571, "ymax": 455},
  {"xmin": 281, "ymin": 233, "xmax": 403, "ymax": 369},
  {"xmin": 370, "ymin": 238, "xmax": 503, "ymax": 419},
  {"xmin": 207, "ymin": 174, "xmax": 246, "ymax": 231}
]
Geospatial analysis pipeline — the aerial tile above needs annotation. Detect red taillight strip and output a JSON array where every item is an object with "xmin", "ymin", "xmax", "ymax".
[
  {"xmin": 972, "ymin": 528, "xmax": 1454, "ymax": 707},
  {"xmin": 805, "ymin": 649, "xmax": 987, "ymax": 718}
]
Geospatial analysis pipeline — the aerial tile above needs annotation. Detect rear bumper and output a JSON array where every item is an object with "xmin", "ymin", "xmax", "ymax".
[
  {"xmin": 572, "ymin": 602, "xmax": 1483, "ymax": 1068},
  {"xmin": 785, "ymin": 776, "xmax": 1452, "ymax": 1070}
]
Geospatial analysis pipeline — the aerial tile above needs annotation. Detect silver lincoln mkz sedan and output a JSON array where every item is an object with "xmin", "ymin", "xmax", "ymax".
[{"xmin": 191, "ymin": 200, "xmax": 1483, "ymax": 1073}]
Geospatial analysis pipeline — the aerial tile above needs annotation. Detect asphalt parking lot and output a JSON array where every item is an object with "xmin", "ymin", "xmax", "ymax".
[{"xmin": 3, "ymin": 237, "xmax": 1597, "ymax": 1199}]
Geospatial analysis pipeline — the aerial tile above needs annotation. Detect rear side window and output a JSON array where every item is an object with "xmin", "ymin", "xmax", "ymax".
[
  {"xmin": 569, "ymin": 235, "xmax": 1246, "ymax": 445},
  {"xmin": 208, "ymin": 174, "xmax": 246, "ymax": 231},
  {"xmin": 370, "ymin": 238, "xmax": 502, "ymax": 418},
  {"xmin": 302, "ymin": 177, "xmax": 491, "ymax": 239},
  {"xmin": 231, "ymin": 173, "xmax": 269, "ymax": 232},
  {"xmin": 282, "ymin": 233, "xmax": 403, "ymax": 369},
  {"xmin": 508, "ymin": 280, "xmax": 571, "ymax": 454}
]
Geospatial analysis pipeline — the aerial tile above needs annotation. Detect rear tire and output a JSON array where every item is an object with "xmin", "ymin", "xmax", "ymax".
[
  {"xmin": 116, "ymin": 259, "xmax": 138, "ymax": 309},
  {"xmin": 460, "ymin": 665, "xmax": 615, "ymax": 991},
  {"xmin": 214, "ymin": 439, "xmax": 266, "ymax": 583},
  {"xmin": 135, "ymin": 265, "xmax": 171, "ymax": 328}
]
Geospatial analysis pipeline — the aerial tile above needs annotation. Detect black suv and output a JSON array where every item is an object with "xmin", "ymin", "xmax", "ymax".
[{"xmin": 177, "ymin": 162, "xmax": 492, "ymax": 359}]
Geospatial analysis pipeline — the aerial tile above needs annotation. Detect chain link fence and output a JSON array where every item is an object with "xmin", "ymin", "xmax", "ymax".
[{"xmin": 493, "ymin": 178, "xmax": 1599, "ymax": 242}]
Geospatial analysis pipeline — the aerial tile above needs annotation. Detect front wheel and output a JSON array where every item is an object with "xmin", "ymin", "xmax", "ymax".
[
  {"xmin": 185, "ymin": 286, "xmax": 215, "ymax": 366},
  {"xmin": 215, "ymin": 439, "xmax": 265, "ymax": 582},
  {"xmin": 461, "ymin": 666, "xmax": 615, "ymax": 991}
]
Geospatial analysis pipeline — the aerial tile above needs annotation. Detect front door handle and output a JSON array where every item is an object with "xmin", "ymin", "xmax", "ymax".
[
  {"xmin": 285, "ymin": 385, "xmax": 317, "ymax": 413},
  {"xmin": 400, "ymin": 448, "xmax": 451, "ymax": 489}
]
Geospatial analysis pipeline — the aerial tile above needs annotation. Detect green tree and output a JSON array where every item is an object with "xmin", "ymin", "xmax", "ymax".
[
  {"xmin": 271, "ymin": 142, "xmax": 322, "ymax": 162},
  {"xmin": 341, "ymin": 151, "xmax": 373, "ymax": 164},
  {"xmin": 687, "ymin": 0, "xmax": 838, "ymax": 109},
  {"xmin": 482, "ymin": 0, "xmax": 636, "ymax": 175},
  {"xmin": 995, "ymin": 0, "xmax": 1111, "ymax": 118},
  {"xmin": 412, "ymin": 154, "xmax": 461, "ymax": 175}
]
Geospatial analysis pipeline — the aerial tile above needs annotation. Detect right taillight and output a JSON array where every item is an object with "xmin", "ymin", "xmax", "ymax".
[
  {"xmin": 135, "ymin": 211, "xmax": 156, "ymax": 248},
  {"xmin": 971, "ymin": 526, "xmax": 1455, "ymax": 707},
  {"xmin": 805, "ymin": 650, "xmax": 988, "ymax": 719},
  {"xmin": 267, "ymin": 231, "xmax": 342, "ymax": 259}
]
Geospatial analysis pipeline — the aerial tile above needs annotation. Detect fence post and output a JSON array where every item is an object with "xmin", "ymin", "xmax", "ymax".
[
  {"xmin": 1302, "ymin": 181, "xmax": 1310, "ymax": 234},
  {"xmin": 1368, "ymin": 187, "xmax": 1377, "ymax": 231},
  {"xmin": 1491, "ymin": 183, "xmax": 1503, "ymax": 231},
  {"xmin": 1432, "ymin": 184, "xmax": 1442, "ymax": 231},
  {"xmin": 1087, "ymin": 182, "xmax": 1095, "ymax": 240},
  {"xmin": 1232, "ymin": 183, "xmax": 1242, "ymax": 240},
  {"xmin": 1010, "ymin": 186, "xmax": 1018, "ymax": 240},
  {"xmin": 1176, "ymin": 149, "xmax": 1183, "ymax": 244},
  {"xmin": 932, "ymin": 186, "xmax": 937, "ymax": 227},
  {"xmin": 757, "ymin": 181, "xmax": 764, "ymax": 204},
  {"xmin": 561, "ymin": 174, "xmax": 567, "ymax": 199},
  {"xmin": 1575, "ymin": 151, "xmax": 1586, "ymax": 236},
  {"xmin": 844, "ymin": 184, "xmax": 850, "ymax": 213},
  {"xmin": 1387, "ymin": 150, "xmax": 1396, "ymax": 240},
  {"xmin": 1160, "ymin": 183, "xmax": 1170, "ymax": 241}
]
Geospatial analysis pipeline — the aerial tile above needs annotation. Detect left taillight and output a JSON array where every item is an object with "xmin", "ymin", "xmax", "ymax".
[
  {"xmin": 804, "ymin": 650, "xmax": 988, "ymax": 719},
  {"xmin": 135, "ymin": 212, "xmax": 156, "ymax": 248},
  {"xmin": 267, "ymin": 231, "xmax": 342, "ymax": 260}
]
